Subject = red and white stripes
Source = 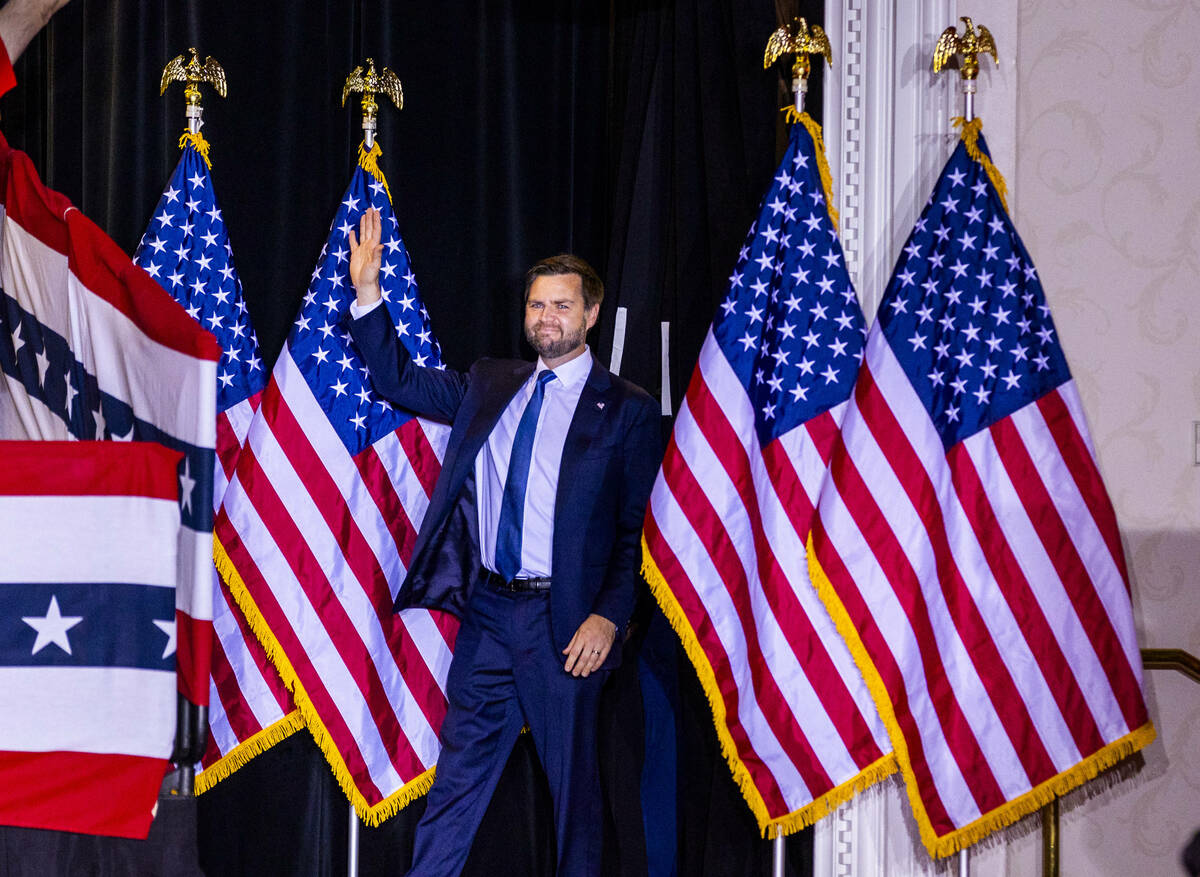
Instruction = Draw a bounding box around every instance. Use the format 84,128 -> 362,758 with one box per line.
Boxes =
644,331 -> 893,833
0,136 -> 220,707
215,346 -> 455,818
810,331 -> 1151,851
0,441 -> 183,839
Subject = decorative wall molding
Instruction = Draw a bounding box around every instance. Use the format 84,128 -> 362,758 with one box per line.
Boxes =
814,0 -> 982,873
821,0 -> 864,315
822,0 -> 958,319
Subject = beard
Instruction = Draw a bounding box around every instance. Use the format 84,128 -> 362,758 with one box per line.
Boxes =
526,321 -> 588,360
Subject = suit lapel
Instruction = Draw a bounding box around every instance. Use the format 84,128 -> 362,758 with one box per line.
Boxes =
556,360 -> 614,504
452,360 -> 533,485
448,355 -> 614,523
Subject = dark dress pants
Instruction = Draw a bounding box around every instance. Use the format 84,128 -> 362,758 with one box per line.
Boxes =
406,582 -> 606,877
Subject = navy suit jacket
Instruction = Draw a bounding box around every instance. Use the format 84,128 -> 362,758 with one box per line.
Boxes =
348,304 -> 661,667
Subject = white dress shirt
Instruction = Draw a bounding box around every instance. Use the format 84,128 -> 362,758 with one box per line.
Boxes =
349,298 -> 383,320
476,349 -> 591,578
351,295 -> 590,578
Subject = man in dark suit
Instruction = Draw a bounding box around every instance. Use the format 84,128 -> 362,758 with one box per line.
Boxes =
347,208 -> 660,877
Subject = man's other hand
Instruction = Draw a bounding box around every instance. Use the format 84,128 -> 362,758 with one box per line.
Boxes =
562,614 -> 617,677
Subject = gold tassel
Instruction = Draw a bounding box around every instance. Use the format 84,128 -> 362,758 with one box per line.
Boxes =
806,534 -> 1157,857
932,722 -> 1157,856
194,711 -> 305,794
952,116 -> 1010,215
357,141 -> 392,204
783,107 -> 840,234
642,536 -> 895,837
213,536 -> 435,824
179,130 -> 213,169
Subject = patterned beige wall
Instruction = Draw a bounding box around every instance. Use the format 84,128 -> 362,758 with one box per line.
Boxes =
1012,0 -> 1200,873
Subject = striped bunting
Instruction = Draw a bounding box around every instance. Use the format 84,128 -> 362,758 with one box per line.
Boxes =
0,131 -> 219,707
0,440 -> 182,838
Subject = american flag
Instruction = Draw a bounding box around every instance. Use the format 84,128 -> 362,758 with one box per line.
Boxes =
642,117 -> 893,835
214,151 -> 455,821
0,132 -> 220,711
808,123 -> 1155,856
0,441 -> 182,839
133,136 -> 300,787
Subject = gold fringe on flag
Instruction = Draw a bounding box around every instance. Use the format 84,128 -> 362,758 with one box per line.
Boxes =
179,130 -> 213,169
357,140 -> 392,203
194,710 -> 306,795
641,536 -> 896,838
952,117 -> 1010,215
805,534 -> 1156,857
784,108 -> 840,234
213,536 -> 436,824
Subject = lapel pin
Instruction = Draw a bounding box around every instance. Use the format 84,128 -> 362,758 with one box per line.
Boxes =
597,402 -> 605,410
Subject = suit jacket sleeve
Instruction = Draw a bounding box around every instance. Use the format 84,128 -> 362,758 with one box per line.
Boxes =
592,392 -> 661,628
346,302 -> 469,424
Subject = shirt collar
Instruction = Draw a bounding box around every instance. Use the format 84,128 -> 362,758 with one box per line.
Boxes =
535,345 -> 592,390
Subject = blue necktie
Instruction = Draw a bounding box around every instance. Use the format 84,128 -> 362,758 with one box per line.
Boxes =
495,369 -> 556,581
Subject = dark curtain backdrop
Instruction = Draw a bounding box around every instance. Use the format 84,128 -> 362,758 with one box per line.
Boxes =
0,0 -> 823,874
600,0 -> 822,409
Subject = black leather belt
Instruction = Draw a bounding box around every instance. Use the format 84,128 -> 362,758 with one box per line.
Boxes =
484,570 -> 551,593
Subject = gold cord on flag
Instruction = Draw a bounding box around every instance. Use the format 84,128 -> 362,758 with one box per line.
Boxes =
357,140 -> 392,203
953,116 -> 1010,215
783,108 -> 840,234
179,130 -> 213,169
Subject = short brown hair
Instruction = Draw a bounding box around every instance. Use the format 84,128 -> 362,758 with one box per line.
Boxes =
524,254 -> 604,311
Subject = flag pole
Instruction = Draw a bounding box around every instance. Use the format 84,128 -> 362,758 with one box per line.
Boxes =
161,47 -> 227,138
159,46 -> 228,791
932,18 -> 999,874
764,16 -> 832,121
338,58 -> 403,875
772,833 -> 786,877
347,803 -> 360,876
955,86 -> 976,864
792,57 -> 806,115
954,25 -> 974,868
760,20 -> 834,875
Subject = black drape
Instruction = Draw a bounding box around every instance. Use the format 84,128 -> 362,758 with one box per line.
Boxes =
1,0 -> 612,368
0,0 -> 822,873
601,0 -> 822,410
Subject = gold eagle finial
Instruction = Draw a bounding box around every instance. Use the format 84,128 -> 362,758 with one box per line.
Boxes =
160,47 -> 227,102
933,16 -> 998,80
763,16 -> 833,82
160,49 -> 226,136
342,58 -> 404,115
342,59 -> 403,150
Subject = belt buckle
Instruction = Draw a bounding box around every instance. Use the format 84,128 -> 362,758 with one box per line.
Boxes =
485,570 -> 549,593
486,570 -> 519,593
